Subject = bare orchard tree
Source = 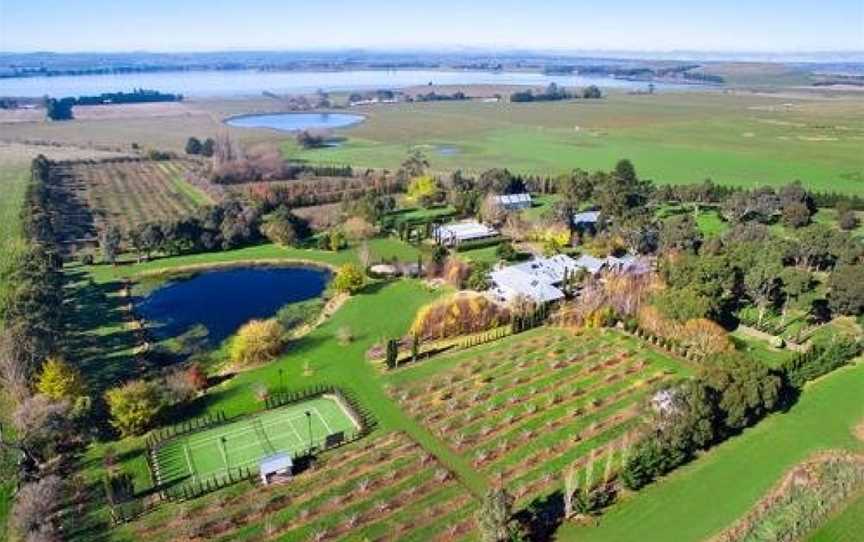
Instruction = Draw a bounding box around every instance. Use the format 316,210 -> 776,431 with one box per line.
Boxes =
9,475 -> 64,542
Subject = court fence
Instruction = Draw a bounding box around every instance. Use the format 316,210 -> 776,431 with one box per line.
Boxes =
122,385 -> 375,520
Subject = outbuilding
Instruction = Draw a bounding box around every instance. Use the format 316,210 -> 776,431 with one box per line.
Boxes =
433,221 -> 499,247
259,452 -> 293,485
493,193 -> 532,211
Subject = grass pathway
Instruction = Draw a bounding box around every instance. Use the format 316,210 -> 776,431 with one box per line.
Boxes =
562,361 -> 864,542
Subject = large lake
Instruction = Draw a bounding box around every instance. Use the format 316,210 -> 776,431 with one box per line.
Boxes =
226,112 -> 364,132
136,266 -> 330,345
0,69 -> 693,98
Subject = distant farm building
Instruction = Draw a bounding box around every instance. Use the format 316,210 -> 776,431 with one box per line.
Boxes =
572,210 -> 602,237
489,254 -> 579,304
433,221 -> 499,247
494,193 -> 533,211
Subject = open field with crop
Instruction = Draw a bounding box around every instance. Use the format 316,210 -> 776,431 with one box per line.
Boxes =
119,431 -> 477,542
386,328 -> 689,506
45,159 -> 210,251
287,92 -> 864,194
562,361 -> 864,542
5,91 -> 863,194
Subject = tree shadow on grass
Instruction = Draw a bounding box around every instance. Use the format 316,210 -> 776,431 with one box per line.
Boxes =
517,490 -> 566,542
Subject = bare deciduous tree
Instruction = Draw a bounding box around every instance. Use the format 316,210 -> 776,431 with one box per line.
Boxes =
10,475 -> 64,541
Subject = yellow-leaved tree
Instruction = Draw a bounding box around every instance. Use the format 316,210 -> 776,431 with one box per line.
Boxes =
230,319 -> 285,366
36,357 -> 86,400
406,175 -> 441,207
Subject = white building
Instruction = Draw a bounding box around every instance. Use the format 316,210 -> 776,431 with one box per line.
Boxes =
489,254 -> 579,305
433,221 -> 499,247
493,193 -> 532,211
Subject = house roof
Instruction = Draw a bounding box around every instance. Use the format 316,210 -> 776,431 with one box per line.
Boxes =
434,221 -> 498,241
573,254 -> 607,274
489,254 -> 578,304
259,452 -> 293,474
573,254 -> 650,274
494,193 -> 532,206
572,211 -> 601,224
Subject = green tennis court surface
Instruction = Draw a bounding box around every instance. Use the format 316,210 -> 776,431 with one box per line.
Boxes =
152,396 -> 359,485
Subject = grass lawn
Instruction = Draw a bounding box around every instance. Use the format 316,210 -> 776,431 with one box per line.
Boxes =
286,92 -> 864,195
86,237 -> 421,282
806,492 -> 864,542
0,165 -> 29,306
563,361 -> 864,542
0,164 -> 29,534
729,329 -> 797,368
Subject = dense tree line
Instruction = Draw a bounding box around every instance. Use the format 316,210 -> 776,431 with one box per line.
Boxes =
622,352 -> 788,490
0,157 -> 95,541
510,83 -> 602,102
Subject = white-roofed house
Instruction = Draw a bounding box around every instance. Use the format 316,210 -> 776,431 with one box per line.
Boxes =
493,193 -> 533,211
433,221 -> 499,247
488,254 -> 580,305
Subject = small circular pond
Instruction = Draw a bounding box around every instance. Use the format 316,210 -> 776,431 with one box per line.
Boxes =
225,112 -> 365,132
136,266 -> 330,345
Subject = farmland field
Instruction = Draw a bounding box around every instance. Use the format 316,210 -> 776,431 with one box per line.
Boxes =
46,159 -> 210,251
385,327 -> 689,506
121,431 -> 478,542
286,92 -> 864,195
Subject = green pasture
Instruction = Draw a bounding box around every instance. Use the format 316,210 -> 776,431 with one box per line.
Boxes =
807,492 -> 864,542
154,396 -> 357,485
564,360 -> 864,542
286,92 -> 864,195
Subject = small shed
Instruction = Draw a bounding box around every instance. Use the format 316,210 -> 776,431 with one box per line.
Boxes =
494,193 -> 533,211
259,452 -> 293,485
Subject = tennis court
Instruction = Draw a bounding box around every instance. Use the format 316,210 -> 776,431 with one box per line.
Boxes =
152,395 -> 359,485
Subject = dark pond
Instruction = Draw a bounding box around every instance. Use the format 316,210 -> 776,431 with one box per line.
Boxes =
225,112 -> 365,132
136,266 -> 330,345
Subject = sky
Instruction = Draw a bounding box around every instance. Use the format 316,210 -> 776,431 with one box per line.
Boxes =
1,0 -> 862,53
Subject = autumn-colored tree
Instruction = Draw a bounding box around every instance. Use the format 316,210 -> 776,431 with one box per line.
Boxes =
441,258 -> 471,288
678,318 -> 733,358
406,175 -> 442,207
229,319 -> 285,366
342,216 -> 378,241
411,293 -> 510,340
332,263 -> 366,294
104,380 -> 164,436
36,357 -> 85,400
